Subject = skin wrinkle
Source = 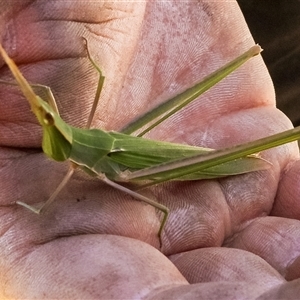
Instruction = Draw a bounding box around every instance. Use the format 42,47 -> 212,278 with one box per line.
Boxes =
26,1 -> 135,23
216,178 -> 236,239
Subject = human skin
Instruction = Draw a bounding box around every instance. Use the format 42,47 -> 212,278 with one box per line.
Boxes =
1,1 -> 300,299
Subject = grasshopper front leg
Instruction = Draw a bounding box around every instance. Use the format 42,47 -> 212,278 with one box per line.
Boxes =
17,166 -> 76,214
0,78 -> 78,213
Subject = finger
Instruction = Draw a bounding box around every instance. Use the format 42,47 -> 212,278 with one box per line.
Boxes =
169,247 -> 283,286
225,216 -> 300,280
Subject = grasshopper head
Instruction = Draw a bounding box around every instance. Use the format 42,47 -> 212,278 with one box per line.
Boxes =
0,44 -> 72,161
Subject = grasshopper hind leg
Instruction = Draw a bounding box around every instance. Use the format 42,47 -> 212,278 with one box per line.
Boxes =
16,165 -> 75,214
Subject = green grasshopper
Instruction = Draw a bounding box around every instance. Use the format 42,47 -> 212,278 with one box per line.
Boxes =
1,41 -> 300,245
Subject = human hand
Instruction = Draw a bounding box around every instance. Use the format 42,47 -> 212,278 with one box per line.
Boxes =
1,1 -> 300,298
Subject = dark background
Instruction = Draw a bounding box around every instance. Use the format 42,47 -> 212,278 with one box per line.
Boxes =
238,0 -> 300,126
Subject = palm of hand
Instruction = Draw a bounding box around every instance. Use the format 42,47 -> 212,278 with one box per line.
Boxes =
0,1 -> 300,299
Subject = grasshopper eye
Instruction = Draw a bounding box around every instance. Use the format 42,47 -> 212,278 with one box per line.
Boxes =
43,111 -> 55,126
